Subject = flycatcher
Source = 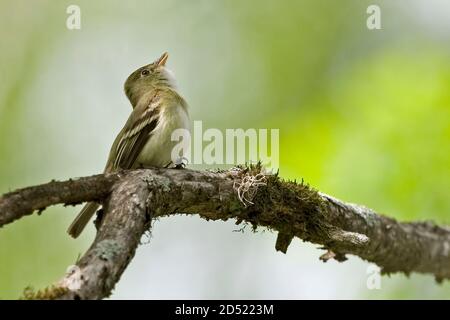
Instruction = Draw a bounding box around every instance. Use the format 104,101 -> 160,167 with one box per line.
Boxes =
67,52 -> 190,238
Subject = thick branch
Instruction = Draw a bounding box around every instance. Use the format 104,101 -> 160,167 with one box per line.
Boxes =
0,173 -> 120,227
1,167 -> 449,299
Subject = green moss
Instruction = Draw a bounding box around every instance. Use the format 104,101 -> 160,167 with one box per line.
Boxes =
20,285 -> 68,300
231,163 -> 330,249
228,198 -> 243,215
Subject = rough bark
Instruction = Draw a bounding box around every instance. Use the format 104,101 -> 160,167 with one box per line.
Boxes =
1,166 -> 448,299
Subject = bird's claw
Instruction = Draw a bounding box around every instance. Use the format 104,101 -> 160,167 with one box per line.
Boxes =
174,156 -> 188,169
164,157 -> 188,169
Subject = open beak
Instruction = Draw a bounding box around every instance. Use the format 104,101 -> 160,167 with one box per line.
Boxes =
156,52 -> 169,67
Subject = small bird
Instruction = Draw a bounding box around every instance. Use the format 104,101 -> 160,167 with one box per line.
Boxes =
67,52 -> 190,238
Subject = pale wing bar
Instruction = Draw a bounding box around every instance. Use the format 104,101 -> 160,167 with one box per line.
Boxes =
113,99 -> 162,169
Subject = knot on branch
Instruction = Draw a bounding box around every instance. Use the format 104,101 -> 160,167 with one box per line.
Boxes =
328,228 -> 370,247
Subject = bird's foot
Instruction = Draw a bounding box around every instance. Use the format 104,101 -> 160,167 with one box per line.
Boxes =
174,156 -> 188,169
163,157 -> 188,169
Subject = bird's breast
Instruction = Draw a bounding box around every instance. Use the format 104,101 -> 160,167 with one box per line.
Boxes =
134,103 -> 190,168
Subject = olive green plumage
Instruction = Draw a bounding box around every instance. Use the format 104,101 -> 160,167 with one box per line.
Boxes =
68,52 -> 190,238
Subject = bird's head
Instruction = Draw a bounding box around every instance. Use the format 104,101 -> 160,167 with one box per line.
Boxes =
124,52 -> 176,106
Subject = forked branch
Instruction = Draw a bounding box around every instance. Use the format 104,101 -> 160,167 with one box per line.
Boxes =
0,166 -> 449,299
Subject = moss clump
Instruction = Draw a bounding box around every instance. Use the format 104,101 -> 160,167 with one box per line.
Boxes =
20,285 -> 69,300
231,163 -> 329,249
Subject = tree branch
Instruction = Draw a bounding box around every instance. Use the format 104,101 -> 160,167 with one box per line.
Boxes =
1,166 -> 449,299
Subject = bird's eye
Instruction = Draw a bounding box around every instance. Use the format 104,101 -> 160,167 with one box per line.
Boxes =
141,69 -> 150,76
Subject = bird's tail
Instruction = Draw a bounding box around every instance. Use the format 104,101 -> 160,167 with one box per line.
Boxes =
67,202 -> 99,238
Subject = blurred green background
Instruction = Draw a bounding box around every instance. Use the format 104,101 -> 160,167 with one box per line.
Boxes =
0,0 -> 449,299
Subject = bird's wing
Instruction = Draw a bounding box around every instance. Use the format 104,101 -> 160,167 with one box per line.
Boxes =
108,92 -> 162,171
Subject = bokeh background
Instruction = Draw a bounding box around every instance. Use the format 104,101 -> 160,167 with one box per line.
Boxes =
0,0 -> 449,299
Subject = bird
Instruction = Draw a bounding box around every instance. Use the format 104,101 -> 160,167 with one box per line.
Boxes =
67,52 -> 190,238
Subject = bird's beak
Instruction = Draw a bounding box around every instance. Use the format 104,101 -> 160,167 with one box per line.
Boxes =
156,52 -> 169,67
